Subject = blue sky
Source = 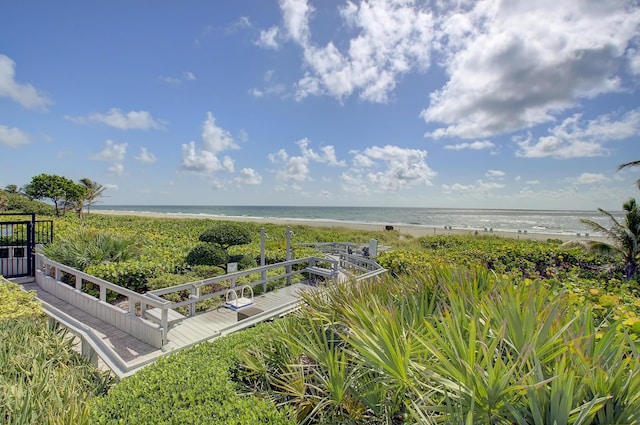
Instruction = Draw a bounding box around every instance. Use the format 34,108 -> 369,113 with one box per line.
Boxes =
1,0 -> 639,210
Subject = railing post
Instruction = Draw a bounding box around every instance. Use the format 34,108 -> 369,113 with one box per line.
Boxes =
129,296 -> 137,315
189,284 -> 201,317
260,228 -> 267,292
285,226 -> 292,286
100,284 -> 107,302
35,253 -> 41,274
81,338 -> 98,367
161,302 -> 169,344
75,274 -> 82,290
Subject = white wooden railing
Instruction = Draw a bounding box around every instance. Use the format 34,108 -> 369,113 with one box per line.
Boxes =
35,252 -> 170,348
338,252 -> 387,281
147,256 -> 338,319
299,242 -> 387,281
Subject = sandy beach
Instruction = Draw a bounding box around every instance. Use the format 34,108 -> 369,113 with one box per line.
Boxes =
93,210 -> 608,243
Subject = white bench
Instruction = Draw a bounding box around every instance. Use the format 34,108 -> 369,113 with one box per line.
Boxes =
303,266 -> 337,285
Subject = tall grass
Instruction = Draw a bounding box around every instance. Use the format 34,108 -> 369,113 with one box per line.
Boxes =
238,265 -> 640,424
0,318 -> 113,424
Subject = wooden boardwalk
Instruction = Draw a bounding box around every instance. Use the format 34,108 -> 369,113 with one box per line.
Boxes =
22,281 -> 315,376
20,246 -> 384,378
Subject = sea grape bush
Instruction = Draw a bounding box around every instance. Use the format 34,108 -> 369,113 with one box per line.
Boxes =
86,259 -> 169,293
379,235 -> 612,280
90,324 -> 293,424
198,222 -> 253,249
185,243 -> 229,267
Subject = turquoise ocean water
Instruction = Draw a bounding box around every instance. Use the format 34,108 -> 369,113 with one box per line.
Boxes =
92,205 -> 621,237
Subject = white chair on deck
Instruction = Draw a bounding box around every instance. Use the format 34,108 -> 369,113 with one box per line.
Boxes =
225,285 -> 254,310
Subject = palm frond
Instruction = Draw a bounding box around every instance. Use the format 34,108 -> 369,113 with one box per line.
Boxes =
617,160 -> 640,171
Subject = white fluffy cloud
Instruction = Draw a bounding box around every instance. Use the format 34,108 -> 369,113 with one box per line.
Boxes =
485,170 -> 505,179
423,0 -> 640,138
342,144 -> 435,192
180,113 -> 239,175
108,163 -> 125,176
268,148 -> 310,181
573,172 -> 610,185
0,125 -> 31,147
444,140 -> 495,151
270,1 -> 638,139
296,138 -> 346,166
234,168 -> 263,185
202,112 -> 239,153
516,109 -> 640,158
134,147 -> 157,164
0,54 -> 51,110
160,71 -> 196,85
91,140 -> 127,161
278,0 -> 434,102
256,26 -> 280,49
91,140 -> 127,175
181,141 -> 235,174
268,138 -> 345,181
66,108 -> 166,130
441,180 -> 506,194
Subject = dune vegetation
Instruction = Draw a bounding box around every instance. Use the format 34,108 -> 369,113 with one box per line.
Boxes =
3,212 -> 640,424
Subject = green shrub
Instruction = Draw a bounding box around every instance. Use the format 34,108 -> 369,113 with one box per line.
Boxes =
188,265 -> 226,279
230,254 -> 258,270
0,279 -> 43,320
90,325 -> 293,424
379,235 -> 611,280
239,266 -> 640,424
86,260 -> 167,293
199,222 -> 253,249
146,272 -> 195,291
186,243 -> 229,267
3,191 -> 55,215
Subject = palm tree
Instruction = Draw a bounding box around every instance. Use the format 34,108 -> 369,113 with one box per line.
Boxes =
79,178 -> 106,214
580,198 -> 640,280
618,160 -> 640,189
4,184 -> 18,193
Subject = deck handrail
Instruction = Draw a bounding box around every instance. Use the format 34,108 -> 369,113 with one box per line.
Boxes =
35,251 -> 170,346
147,256 -> 337,317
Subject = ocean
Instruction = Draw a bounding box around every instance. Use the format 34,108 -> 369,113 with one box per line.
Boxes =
91,205 -> 622,237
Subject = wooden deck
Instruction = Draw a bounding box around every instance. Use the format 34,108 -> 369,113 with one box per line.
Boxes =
22,281 -> 315,376
19,247 -> 384,378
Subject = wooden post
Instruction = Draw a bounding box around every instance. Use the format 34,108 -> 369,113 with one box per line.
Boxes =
189,284 -> 201,317
260,228 -> 267,292
161,303 -> 169,344
100,283 -> 106,302
75,274 -> 82,290
285,226 -> 292,286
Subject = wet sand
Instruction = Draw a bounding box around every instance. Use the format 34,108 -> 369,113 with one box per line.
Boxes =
93,210 -> 607,243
